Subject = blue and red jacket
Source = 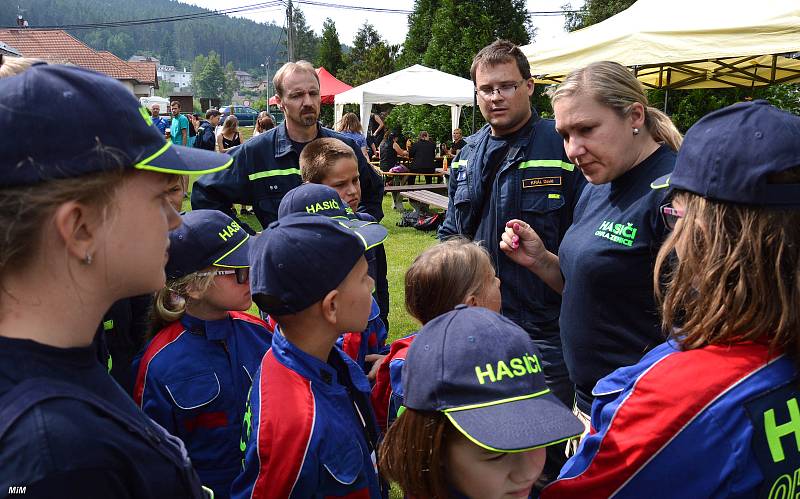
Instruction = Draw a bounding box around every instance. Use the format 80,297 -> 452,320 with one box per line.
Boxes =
542,340 -> 800,498
338,298 -> 389,373
232,329 -> 383,499
134,312 -> 273,499
370,334 -> 415,433
262,300 -> 387,374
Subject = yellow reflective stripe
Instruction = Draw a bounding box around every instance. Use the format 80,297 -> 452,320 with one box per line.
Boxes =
445,413 -> 579,453
248,168 -> 301,181
103,320 -> 114,331
548,193 -> 561,199
213,234 -> 250,267
650,176 -> 671,189
451,160 -> 467,170
518,159 -> 574,171
134,141 -> 233,175
444,388 -> 550,413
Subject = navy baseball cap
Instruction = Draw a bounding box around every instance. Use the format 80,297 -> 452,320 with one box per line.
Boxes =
249,212 -> 388,316
653,100 -> 800,207
166,210 -> 251,279
278,183 -> 357,219
403,306 -> 583,452
0,64 -> 232,188
278,183 -> 383,233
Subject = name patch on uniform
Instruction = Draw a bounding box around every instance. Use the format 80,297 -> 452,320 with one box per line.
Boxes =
744,381 -> 800,499
522,176 -> 561,189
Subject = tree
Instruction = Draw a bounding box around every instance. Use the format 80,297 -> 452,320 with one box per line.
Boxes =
291,7 -> 319,62
562,0 -> 635,32
106,32 -> 134,59
338,22 -> 397,87
396,0 -> 440,69
222,61 -> 240,103
316,18 -> 343,75
195,52 -> 226,99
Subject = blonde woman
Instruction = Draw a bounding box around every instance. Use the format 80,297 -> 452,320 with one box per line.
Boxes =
336,112 -> 369,160
502,61 -> 683,426
217,114 -> 241,154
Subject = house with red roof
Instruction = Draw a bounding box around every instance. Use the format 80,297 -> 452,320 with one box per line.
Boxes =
0,29 -> 157,97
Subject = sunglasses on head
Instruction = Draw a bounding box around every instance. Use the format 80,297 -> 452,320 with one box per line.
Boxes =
660,204 -> 685,231
197,267 -> 249,284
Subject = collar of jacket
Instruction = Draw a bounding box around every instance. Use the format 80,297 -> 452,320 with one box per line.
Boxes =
180,313 -> 236,341
464,107 -> 541,147
271,325 -> 371,393
274,121 -> 327,158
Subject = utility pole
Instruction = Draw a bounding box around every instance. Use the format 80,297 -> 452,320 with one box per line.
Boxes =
265,56 -> 271,99
286,0 -> 294,62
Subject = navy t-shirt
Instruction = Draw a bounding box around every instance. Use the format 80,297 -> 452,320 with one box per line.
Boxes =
558,145 -> 676,413
0,336 -> 199,498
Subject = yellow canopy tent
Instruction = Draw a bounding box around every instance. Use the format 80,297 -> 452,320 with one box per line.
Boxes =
521,0 -> 800,90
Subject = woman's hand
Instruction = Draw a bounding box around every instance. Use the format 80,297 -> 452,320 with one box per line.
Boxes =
500,219 -> 546,271
500,219 -> 564,294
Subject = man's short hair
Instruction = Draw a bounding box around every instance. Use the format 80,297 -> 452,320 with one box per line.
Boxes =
170,100 -> 181,108
273,60 -> 320,98
151,104 -> 160,110
205,109 -> 221,119
419,131 -> 429,139
469,39 -> 532,84
300,137 -> 357,184
453,128 -> 462,134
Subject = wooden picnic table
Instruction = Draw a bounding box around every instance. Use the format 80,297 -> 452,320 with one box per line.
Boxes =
400,190 -> 449,211
384,183 -> 447,193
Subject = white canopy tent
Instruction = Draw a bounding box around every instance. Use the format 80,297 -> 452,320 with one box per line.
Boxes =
520,0 -> 800,90
334,64 -> 475,136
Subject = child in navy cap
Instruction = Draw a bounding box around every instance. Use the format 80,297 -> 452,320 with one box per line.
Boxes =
0,63 -> 231,497
380,306 -> 583,498
277,182 -> 389,378
232,213 -> 388,498
134,209 -> 273,499
371,238 -> 501,433
544,101 -> 800,497
301,136 -> 392,336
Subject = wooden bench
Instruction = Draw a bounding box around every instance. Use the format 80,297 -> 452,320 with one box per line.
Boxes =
384,183 -> 447,193
400,190 -> 449,211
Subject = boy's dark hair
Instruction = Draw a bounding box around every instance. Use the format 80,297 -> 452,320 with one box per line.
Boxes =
300,137 -> 357,184
470,39 -> 532,84
205,109 -> 221,119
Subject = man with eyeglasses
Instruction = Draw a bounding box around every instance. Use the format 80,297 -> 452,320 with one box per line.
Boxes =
439,41 -> 585,471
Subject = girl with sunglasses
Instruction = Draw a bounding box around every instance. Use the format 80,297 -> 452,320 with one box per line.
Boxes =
134,210 -> 273,499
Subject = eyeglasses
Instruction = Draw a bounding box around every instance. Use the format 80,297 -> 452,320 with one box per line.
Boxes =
660,204 -> 685,231
475,79 -> 527,100
197,268 -> 249,284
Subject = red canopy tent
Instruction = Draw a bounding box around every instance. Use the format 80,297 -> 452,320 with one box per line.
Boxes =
268,67 -> 352,105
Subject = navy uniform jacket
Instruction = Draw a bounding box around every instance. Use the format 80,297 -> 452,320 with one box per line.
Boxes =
438,111 -> 585,330
194,120 -> 217,151
0,336 -> 201,498
191,122 -> 384,233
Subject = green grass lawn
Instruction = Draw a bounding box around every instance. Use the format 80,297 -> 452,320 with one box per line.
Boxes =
184,185 -> 439,342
